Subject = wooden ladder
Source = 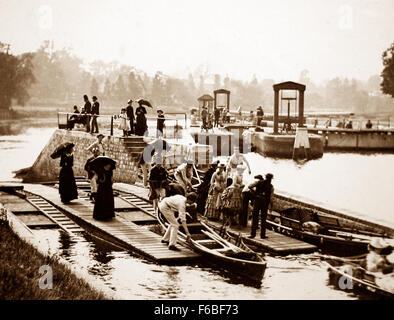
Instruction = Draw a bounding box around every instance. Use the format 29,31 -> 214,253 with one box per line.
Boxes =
26,195 -> 84,234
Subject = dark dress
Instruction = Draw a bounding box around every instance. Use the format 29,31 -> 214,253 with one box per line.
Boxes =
59,153 -> 78,203
93,170 -> 115,221
135,106 -> 147,136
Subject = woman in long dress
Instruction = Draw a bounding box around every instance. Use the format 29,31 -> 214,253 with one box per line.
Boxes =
226,147 -> 251,178
204,164 -> 226,220
135,104 -> 147,136
93,164 -> 115,221
221,165 -> 244,226
58,145 -> 78,204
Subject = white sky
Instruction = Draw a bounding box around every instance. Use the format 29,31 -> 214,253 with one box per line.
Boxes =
1,0 -> 393,83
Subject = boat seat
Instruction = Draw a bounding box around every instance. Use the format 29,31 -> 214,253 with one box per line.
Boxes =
280,216 -> 302,230
317,215 -> 340,227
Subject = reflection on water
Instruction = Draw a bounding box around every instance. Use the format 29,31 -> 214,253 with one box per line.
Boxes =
241,152 -> 394,226
31,229 -> 359,300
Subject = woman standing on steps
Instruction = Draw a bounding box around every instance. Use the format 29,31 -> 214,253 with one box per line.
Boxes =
58,144 -> 78,204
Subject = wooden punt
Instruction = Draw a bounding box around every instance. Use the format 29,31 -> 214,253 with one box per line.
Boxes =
157,212 -> 267,285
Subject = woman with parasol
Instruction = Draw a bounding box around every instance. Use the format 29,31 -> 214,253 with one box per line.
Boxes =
135,99 -> 152,136
51,142 -> 78,204
89,156 -> 116,221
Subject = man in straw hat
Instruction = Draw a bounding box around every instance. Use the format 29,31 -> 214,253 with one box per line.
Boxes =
87,133 -> 105,156
158,192 -> 197,250
174,159 -> 194,193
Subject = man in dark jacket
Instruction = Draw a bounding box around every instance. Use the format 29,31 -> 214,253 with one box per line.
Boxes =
83,95 -> 92,132
126,99 -> 134,135
91,96 -> 100,133
149,154 -> 168,212
256,106 -> 264,127
248,173 -> 274,239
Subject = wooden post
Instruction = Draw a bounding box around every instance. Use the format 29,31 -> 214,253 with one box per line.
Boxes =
299,90 -> 305,127
227,92 -> 230,112
110,116 -> 113,136
274,89 -> 279,134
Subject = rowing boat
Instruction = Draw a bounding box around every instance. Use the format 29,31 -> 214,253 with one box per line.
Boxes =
267,207 -> 391,256
323,255 -> 394,299
157,212 -> 267,284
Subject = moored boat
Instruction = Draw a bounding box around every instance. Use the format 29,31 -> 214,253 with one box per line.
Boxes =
324,256 -> 394,299
267,207 -> 391,256
157,212 -> 267,285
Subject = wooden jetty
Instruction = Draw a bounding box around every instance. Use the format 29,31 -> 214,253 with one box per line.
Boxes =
21,183 -> 199,264
112,183 -> 317,255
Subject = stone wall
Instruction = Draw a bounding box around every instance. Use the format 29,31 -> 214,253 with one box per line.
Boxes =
23,130 -> 142,183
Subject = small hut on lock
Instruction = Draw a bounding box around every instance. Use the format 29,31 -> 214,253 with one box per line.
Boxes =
197,94 -> 214,120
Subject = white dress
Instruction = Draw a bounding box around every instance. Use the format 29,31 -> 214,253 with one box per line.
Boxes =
118,113 -> 129,131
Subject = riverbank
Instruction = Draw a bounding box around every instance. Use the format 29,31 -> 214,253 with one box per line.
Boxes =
0,221 -> 107,300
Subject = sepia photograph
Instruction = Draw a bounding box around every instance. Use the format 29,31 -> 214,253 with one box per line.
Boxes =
0,0 -> 393,311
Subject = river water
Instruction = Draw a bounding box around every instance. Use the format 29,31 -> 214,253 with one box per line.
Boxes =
1,119 -> 392,300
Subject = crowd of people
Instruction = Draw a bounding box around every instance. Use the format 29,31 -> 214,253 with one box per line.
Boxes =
54,133 -> 274,250
199,105 -> 264,132
68,95 -> 165,138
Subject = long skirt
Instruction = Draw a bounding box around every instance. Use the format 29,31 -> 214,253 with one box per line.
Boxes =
204,186 -> 223,219
135,117 -> 147,136
59,167 -> 78,203
93,182 -> 115,221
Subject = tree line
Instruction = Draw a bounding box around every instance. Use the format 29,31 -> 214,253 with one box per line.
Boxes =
1,40 -> 394,114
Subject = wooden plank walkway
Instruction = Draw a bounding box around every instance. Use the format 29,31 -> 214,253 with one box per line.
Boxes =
113,183 -> 317,255
23,184 -> 199,264
207,220 -> 317,255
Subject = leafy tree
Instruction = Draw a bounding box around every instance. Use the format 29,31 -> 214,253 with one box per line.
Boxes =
381,42 -> 394,97
0,43 -> 35,109
90,77 -> 99,96
151,71 -> 166,105
214,74 -> 221,89
128,71 -> 143,98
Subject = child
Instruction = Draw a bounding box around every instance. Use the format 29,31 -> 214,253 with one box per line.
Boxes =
118,108 -> 129,137
221,176 -> 243,227
157,109 -> 165,138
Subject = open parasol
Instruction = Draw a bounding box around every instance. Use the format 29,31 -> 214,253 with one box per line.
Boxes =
137,99 -> 153,108
50,142 -> 75,159
88,156 -> 117,171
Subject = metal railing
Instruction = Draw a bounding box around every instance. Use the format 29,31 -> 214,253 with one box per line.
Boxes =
57,112 -> 189,139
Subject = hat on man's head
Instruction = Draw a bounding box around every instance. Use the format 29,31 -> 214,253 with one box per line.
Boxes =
92,96 -> 97,100
186,192 -> 198,202
265,173 -> 274,180
127,99 -> 133,104
254,174 -> 263,180
157,109 -> 163,113
97,133 -> 104,138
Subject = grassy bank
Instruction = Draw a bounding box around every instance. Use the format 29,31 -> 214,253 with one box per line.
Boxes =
0,221 -> 107,300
